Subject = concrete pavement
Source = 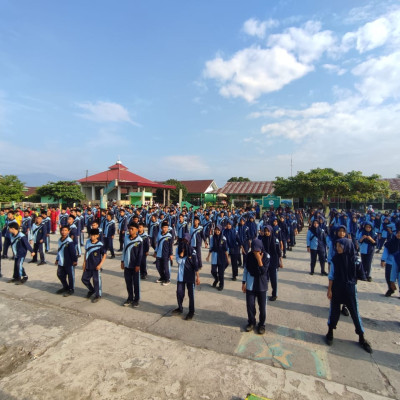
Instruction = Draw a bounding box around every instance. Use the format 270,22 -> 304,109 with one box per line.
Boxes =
0,230 -> 399,399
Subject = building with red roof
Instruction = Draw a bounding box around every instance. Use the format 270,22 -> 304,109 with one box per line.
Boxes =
179,179 -> 218,205
77,160 -> 175,203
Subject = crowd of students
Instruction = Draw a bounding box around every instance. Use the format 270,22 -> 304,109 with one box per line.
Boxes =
1,202 -> 399,353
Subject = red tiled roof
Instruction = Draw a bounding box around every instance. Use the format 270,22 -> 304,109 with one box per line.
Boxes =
23,187 -> 37,196
179,180 -> 215,194
214,181 -> 274,195
77,162 -> 175,189
383,178 -> 400,192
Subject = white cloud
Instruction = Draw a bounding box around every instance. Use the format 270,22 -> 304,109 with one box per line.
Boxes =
242,18 -> 278,39
323,64 -> 346,76
352,51 -> 400,104
76,101 -> 139,125
205,20 -> 335,102
204,46 -> 312,102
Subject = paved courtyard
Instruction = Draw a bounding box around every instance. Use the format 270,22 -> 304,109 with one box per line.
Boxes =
0,230 -> 399,400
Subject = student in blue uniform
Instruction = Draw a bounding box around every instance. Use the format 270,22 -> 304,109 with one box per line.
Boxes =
41,210 -> 51,253
121,223 -> 143,307
103,212 -> 116,259
55,225 -> 77,296
148,214 -> 160,250
242,238 -> 270,335
2,211 -> 17,258
7,222 -> 35,284
357,221 -> 377,282
21,210 -> 32,241
138,222 -> 150,280
59,208 -> 69,230
153,221 -> 173,285
223,220 -> 240,281
381,228 -> 400,297
173,232 -> 200,320
30,215 -> 47,265
82,228 -> 106,303
190,216 -> 204,270
307,219 -> 327,276
206,225 -> 229,291
326,225 -> 372,353
237,217 -> 251,269
261,225 -> 281,301
118,208 -> 128,251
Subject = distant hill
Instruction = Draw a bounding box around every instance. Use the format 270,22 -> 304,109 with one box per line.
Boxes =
18,173 -> 71,187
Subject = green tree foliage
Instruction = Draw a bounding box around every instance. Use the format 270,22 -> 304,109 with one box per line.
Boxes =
37,181 -> 85,203
155,179 -> 188,204
0,175 -> 25,202
274,168 -> 390,209
228,177 -> 251,182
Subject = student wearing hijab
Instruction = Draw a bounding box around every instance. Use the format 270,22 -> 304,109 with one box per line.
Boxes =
381,227 -> 400,297
326,226 -> 372,353
357,221 -> 377,282
261,225 -> 282,301
307,220 -> 327,276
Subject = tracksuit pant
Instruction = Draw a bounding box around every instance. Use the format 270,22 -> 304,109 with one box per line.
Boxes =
124,268 -> 140,301
246,290 -> 267,328
385,263 -> 392,290
2,237 -> 11,257
211,263 -> 225,288
13,257 -> 27,280
361,252 -> 373,279
310,249 -> 326,274
57,264 -> 75,291
229,253 -> 239,278
82,269 -> 102,297
177,281 -> 195,313
104,237 -> 115,257
269,266 -> 278,297
140,255 -> 147,278
32,242 -> 45,262
328,283 -> 364,335
156,257 -> 170,282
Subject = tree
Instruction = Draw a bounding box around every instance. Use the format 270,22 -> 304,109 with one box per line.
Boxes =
228,177 -> 251,182
274,168 -> 389,211
0,175 -> 25,202
37,181 -> 85,203
155,179 -> 188,205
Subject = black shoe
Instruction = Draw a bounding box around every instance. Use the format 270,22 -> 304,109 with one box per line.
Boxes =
1,255 -> 8,259
162,280 -> 170,286
140,275 -> 147,280
0,273 -> 2,278
63,289 -> 74,297
325,333 -> 333,346
132,300 -> 139,307
110,255 -> 115,259
7,278 -> 17,283
28,260 -> 36,263
185,312 -> 194,321
282,254 -> 286,259
245,324 -> 254,332
258,325 -> 266,335
309,272 -> 314,275
367,277 -> 372,282
172,307 -> 183,315
92,296 -> 101,303
384,289 -> 394,297
321,272 -> 328,276
359,339 -> 373,353
341,306 -> 350,316
269,296 -> 277,301
86,290 -> 95,298
56,288 -> 68,294
15,277 -> 28,285
212,279 -> 218,288
375,249 -> 380,254
37,261 -> 46,266
217,286 -> 223,291
232,277 -> 237,281
155,278 -> 163,283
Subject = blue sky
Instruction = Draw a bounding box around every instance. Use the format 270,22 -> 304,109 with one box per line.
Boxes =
1,0 -> 399,186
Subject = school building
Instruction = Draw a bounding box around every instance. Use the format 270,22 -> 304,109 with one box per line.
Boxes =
179,180 -> 218,205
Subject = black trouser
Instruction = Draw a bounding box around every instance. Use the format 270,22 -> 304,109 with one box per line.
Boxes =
195,245 -> 203,270
281,239 -> 287,255
32,242 -> 45,262
13,257 -> 27,279
328,283 -> 364,335
361,252 -> 373,279
211,263 -> 224,288
140,255 -> 147,277
82,269 -> 102,297
246,290 -> 267,327
229,253 -> 239,278
385,264 -> 392,290
57,264 -> 75,290
310,249 -> 325,273
119,231 -> 125,251
156,257 -> 170,281
104,237 -> 115,257
269,266 -> 278,297
124,268 -> 140,301
2,237 -> 11,257
177,281 -> 195,313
